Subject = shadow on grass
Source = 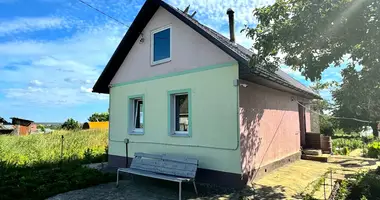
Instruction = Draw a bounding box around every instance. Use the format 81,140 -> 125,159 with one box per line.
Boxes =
0,153 -> 113,200
329,157 -> 379,168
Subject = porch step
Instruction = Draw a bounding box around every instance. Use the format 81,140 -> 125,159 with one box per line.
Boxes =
301,154 -> 330,162
303,149 -> 322,156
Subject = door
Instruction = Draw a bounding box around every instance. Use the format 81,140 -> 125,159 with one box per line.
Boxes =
298,103 -> 306,147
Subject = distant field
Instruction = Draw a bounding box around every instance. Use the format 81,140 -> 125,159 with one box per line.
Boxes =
0,129 -> 108,165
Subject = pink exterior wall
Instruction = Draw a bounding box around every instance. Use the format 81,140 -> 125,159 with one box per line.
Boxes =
239,80 -> 308,180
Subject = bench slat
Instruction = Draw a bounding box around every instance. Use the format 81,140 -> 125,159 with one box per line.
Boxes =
118,168 -> 191,182
134,152 -> 163,159
130,153 -> 198,178
162,155 -> 198,165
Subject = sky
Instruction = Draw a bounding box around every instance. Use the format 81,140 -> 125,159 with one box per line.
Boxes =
0,0 -> 343,122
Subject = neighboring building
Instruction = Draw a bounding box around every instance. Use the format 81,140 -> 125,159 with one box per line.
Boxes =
0,124 -> 14,134
82,121 -> 109,129
92,0 -> 319,187
11,117 -> 36,136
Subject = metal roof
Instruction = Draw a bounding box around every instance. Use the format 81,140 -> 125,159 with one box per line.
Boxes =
92,0 -> 319,99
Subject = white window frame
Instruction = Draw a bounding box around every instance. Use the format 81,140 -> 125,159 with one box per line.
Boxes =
168,89 -> 191,137
151,25 -> 172,66
129,95 -> 144,135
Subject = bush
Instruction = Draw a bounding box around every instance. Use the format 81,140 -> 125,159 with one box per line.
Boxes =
61,118 -> 80,130
367,141 -> 380,158
336,167 -> 380,199
320,116 -> 336,136
333,138 -> 363,155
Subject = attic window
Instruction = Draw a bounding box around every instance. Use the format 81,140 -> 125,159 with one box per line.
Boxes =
151,25 -> 171,65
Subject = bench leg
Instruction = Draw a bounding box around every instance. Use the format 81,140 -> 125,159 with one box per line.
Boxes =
179,182 -> 182,200
116,169 -> 120,187
192,180 -> 198,195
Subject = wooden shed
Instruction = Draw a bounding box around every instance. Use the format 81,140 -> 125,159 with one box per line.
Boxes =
82,121 -> 109,129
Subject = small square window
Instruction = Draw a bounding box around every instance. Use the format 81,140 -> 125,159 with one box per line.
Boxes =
151,26 -> 171,65
168,90 -> 191,136
129,96 -> 144,134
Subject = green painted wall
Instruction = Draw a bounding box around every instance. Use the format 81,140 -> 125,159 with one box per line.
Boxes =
109,62 -> 241,174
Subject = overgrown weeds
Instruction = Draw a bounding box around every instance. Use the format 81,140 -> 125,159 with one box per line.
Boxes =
0,129 -> 111,200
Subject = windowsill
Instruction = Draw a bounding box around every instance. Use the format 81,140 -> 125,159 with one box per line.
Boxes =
170,132 -> 190,137
151,58 -> 171,66
129,130 -> 144,135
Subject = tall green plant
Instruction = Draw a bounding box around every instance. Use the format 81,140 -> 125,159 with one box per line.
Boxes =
61,118 -> 80,130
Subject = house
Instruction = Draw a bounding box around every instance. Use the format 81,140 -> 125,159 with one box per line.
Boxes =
10,117 -> 37,136
0,124 -> 14,134
92,0 -> 319,187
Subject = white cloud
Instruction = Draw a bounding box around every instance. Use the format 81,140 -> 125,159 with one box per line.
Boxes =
30,79 -> 43,86
0,17 -> 70,36
168,0 -> 275,28
0,22 -> 123,107
80,86 -> 92,93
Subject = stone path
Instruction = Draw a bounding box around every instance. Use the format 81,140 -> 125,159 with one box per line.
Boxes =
48,156 -> 380,200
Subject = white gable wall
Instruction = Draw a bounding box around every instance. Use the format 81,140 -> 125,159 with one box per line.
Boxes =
111,7 -> 235,84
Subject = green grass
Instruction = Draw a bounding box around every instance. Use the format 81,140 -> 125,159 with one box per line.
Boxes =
0,161 -> 114,200
0,129 -> 112,200
0,129 -> 108,165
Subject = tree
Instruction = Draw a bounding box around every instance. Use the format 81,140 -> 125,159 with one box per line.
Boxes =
310,82 -> 337,136
88,112 -> 109,122
61,118 -> 80,130
245,0 -> 380,136
37,124 -> 45,132
244,0 -> 380,81
332,66 -> 380,137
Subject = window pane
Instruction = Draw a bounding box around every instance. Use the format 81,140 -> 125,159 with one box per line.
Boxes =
153,28 -> 170,62
134,100 -> 143,129
175,94 -> 188,132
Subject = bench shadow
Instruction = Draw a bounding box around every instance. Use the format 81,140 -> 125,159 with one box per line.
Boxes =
125,175 -> 287,200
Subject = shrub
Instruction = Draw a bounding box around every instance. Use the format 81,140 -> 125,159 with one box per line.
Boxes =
367,141 -> 380,158
320,116 -> 335,136
336,167 -> 380,199
61,118 -> 80,130
333,138 -> 363,155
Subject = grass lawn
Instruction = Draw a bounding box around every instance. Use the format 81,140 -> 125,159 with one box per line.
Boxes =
0,129 -> 112,200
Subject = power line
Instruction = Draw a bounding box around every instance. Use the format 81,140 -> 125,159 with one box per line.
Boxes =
77,0 -> 130,28
297,101 -> 379,124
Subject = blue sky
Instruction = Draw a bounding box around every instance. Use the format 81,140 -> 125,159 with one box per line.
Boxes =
0,0 -> 342,122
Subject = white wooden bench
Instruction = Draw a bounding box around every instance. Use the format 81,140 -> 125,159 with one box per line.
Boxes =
116,152 -> 198,200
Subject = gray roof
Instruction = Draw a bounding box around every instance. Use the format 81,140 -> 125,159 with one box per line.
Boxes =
93,0 -> 319,98
0,124 -> 14,131
171,6 -> 319,98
